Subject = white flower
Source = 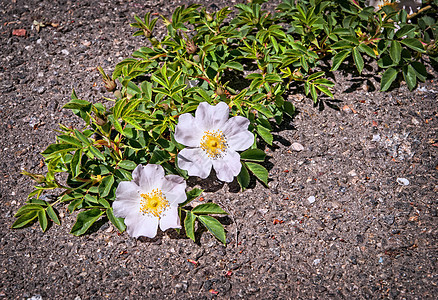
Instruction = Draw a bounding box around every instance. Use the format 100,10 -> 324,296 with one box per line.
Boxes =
174,102 -> 254,182
113,164 -> 187,238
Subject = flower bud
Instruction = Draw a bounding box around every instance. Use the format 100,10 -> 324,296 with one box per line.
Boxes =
215,86 -> 225,96
143,28 -> 152,38
186,40 -> 197,54
193,54 -> 201,63
114,90 -> 122,99
104,78 -> 117,92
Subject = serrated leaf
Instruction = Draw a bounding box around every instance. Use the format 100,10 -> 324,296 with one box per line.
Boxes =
14,204 -> 44,218
197,215 -> 226,245
118,160 -> 137,170
70,209 -> 104,236
12,210 -> 38,229
106,208 -> 126,233
46,205 -> 60,225
192,203 -> 227,215
84,194 -> 99,204
98,175 -> 114,198
240,149 -> 266,162
38,210 -> 48,232
331,50 -> 350,71
184,211 -> 196,242
380,67 -> 398,91
57,135 -> 83,148
358,43 -> 376,58
400,38 -> 425,53
237,163 -> 250,190
283,101 -> 295,117
257,125 -> 273,145
222,61 -> 244,71
180,188 -> 203,207
390,40 -> 402,64
70,150 -> 82,178
403,65 -> 417,91
245,162 -> 268,185
411,61 -> 427,82
352,47 -> 364,74
89,146 -> 105,161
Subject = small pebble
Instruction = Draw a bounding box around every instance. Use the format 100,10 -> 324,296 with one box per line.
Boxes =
347,170 -> 357,177
313,258 -> 321,265
61,49 -> 70,55
396,178 -> 410,186
372,134 -> 381,142
291,142 -> 304,152
307,196 -> 316,204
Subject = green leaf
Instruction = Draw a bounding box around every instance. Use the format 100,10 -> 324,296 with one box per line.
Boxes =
197,215 -> 226,245
257,125 -> 273,145
411,61 -> 427,82
98,175 -> 114,198
240,149 -> 266,162
316,85 -> 333,98
395,24 -> 415,39
352,47 -> 364,74
358,43 -> 376,58
283,101 -> 295,117
222,61 -> 244,71
106,208 -> 126,233
70,150 -> 82,178
180,188 -> 203,207
237,163 -> 250,190
46,206 -> 60,225
74,130 -> 92,146
118,160 -> 137,170
70,209 -> 104,236
41,143 -> 78,157
245,162 -> 268,185
63,98 -> 92,111
84,194 -> 99,204
380,67 -> 398,91
192,203 -> 227,215
389,40 -> 402,64
57,135 -> 83,148
89,146 -> 105,161
400,38 -> 425,53
331,50 -> 350,71
38,210 -> 48,232
184,211 -> 196,242
403,65 -> 417,91
12,210 -> 38,229
14,204 -> 44,218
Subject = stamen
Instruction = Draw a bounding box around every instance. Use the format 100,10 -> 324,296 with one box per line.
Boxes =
200,130 -> 228,159
140,188 -> 169,217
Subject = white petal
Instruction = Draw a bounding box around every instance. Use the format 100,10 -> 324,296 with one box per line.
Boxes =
174,113 -> 203,147
223,116 -> 254,151
132,164 -> 165,192
195,102 -> 229,131
113,199 -> 140,219
115,181 -> 140,202
159,206 -> 181,231
124,213 -> 159,238
212,150 -> 242,182
162,175 -> 187,205
177,148 -> 212,179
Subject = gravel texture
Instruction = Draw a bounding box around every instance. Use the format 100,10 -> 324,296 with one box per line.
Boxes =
1,0 -> 437,299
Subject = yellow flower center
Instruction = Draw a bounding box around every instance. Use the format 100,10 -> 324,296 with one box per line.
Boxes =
140,188 -> 169,217
200,130 -> 228,159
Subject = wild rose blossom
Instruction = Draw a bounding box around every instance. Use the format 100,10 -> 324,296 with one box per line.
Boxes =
175,102 -> 254,182
113,164 -> 186,238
